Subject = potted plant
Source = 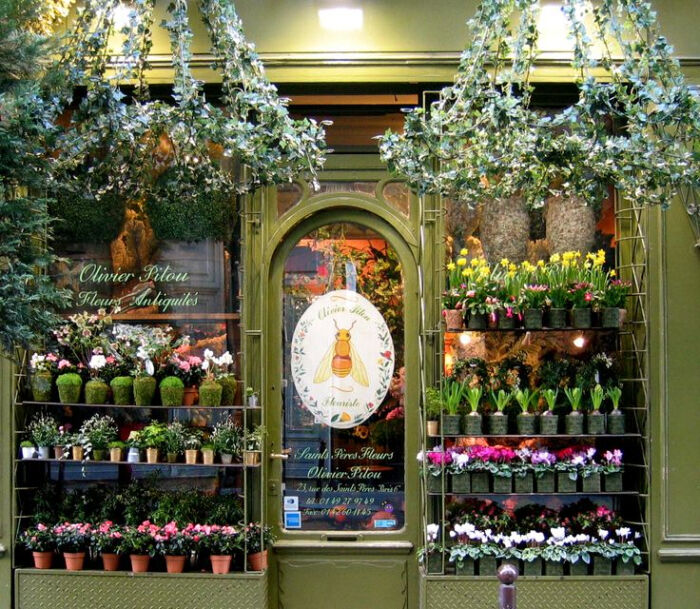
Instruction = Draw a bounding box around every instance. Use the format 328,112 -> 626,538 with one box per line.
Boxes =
122,521 -> 159,572
420,524 -> 444,574
487,389 -> 511,435
513,388 -> 539,435
27,414 -> 59,459
108,440 -> 126,463
79,414 -> 118,461
192,523 -> 242,574
441,379 -> 464,435
520,284 -> 548,329
541,527 -> 567,576
246,387 -> 259,408
600,278 -> 631,328
184,431 -> 201,464
156,522 -> 194,574
449,448 -> 471,493
19,440 -> 35,459
448,523 -> 483,575
159,375 -> 185,407
544,254 -> 571,328
163,421 -> 186,463
126,431 -> 143,463
141,422 -> 167,464
461,257 -> 497,329
85,352 -> 110,404
110,375 -> 134,405
424,387 -> 442,436
563,386 -> 584,435
587,384 -> 606,435
607,386 -> 625,434
443,254 -> 466,331
168,353 -> 205,405
67,432 -> 87,461
243,425 -> 266,466
213,351 -> 237,405
419,448 -> 451,494
20,523 -> 55,569
463,386 -> 483,436
92,521 -> 124,571
245,522 -> 276,571
520,531 -> 545,576
199,350 -> 223,406
601,449 -> 624,492
54,424 -> 72,459
56,372 -> 82,404
539,388 -> 559,435
493,259 -> 523,329
28,353 -> 56,402
568,281 -> 595,329
133,347 -> 157,407
201,442 -> 216,465
53,522 -> 93,571
513,448 -> 534,493
211,416 -> 243,464
531,449 -> 557,493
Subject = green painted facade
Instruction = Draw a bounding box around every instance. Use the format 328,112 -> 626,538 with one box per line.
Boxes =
1,1 -> 699,607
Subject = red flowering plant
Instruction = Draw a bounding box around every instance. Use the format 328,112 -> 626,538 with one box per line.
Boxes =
555,446 -> 600,481
567,281 -> 596,309
601,279 -> 632,309
417,447 -> 453,478
91,521 -> 124,554
468,445 -> 516,478
20,523 -> 55,552
155,522 -> 195,557
164,352 -> 206,387
121,521 -> 160,557
244,522 -> 277,554
52,522 -> 94,553
520,284 -> 549,310
189,524 -> 242,555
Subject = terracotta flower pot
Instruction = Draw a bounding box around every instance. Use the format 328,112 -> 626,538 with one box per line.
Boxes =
165,555 -> 186,574
182,386 -> 199,406
54,446 -> 66,460
101,553 -> 120,571
63,552 -> 85,571
32,551 -> 53,569
210,554 -> 232,574
248,550 -> 268,571
130,554 -> 150,573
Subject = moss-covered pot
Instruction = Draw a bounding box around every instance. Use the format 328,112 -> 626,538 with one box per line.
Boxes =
539,413 -> 559,435
536,471 -> 555,493
467,313 -> 487,330
514,472 -> 534,493
593,556 -> 612,575
571,307 -> 592,328
497,310 -> 516,329
199,380 -> 223,407
85,379 -> 109,404
523,308 -> 543,329
582,472 -> 601,492
441,414 -> 461,435
451,471 -> 470,494
516,413 -> 537,435
56,373 -> 82,404
160,376 -> 185,407
133,376 -> 157,406
544,560 -> 564,576
604,471 -> 624,492
478,556 -> 498,577
463,413 -> 482,435
608,411 -> 626,434
487,413 -> 508,435
565,413 -> 584,435
471,472 -> 490,493
557,472 -> 577,493
455,557 -> 476,575
110,376 -> 133,405
616,560 -> 636,575
426,553 -> 443,574
523,558 -> 543,576
426,474 -> 443,494
586,412 -> 606,435
31,372 -> 53,402
601,307 -> 621,328
492,474 -> 512,494
570,560 -> 589,576
219,376 -> 238,406
546,308 -> 567,329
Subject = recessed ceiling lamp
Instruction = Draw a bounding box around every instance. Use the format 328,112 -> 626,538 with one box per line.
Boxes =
318,6 -> 364,31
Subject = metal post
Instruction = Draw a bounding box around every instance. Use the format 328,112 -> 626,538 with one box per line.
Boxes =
497,563 -> 519,609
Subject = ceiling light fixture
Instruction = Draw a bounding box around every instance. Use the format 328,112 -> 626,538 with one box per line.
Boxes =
318,7 -> 364,31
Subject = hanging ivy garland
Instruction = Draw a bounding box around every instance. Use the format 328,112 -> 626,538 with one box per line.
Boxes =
379,0 -> 699,223
48,0 -> 329,243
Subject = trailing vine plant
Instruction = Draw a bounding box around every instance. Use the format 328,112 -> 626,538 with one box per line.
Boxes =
379,0 -> 700,235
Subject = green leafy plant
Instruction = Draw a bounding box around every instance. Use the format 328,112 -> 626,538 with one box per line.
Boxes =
441,379 -> 466,416
211,416 -> 243,456
564,387 -> 583,412
244,425 -> 266,452
162,422 -> 186,456
607,386 -> 622,411
490,389 -> 512,413
513,388 -> 539,414
590,384 -> 605,413
27,414 -> 59,447
541,388 -> 559,413
79,414 -> 118,451
140,422 -> 168,450
244,522 -> 276,554
464,386 -> 483,414
424,387 -> 443,421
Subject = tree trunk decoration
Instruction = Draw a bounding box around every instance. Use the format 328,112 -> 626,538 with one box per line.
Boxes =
480,196 -> 530,264
546,195 -> 596,255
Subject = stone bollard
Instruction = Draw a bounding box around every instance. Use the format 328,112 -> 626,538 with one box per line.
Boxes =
497,563 -> 519,609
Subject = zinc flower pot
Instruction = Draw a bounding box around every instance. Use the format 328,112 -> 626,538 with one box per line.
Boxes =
536,471 -> 555,493
37,446 -> 50,460
185,449 -> 198,464
616,560 -> 636,575
522,558 -> 543,576
497,311 -> 516,329
126,447 -> 140,463
130,554 -> 151,573
464,413 -> 483,435
220,453 -> 234,465
444,309 -> 465,332
593,556 -> 612,575
544,560 -> 564,576
492,474 -> 512,494
487,413 -> 508,435
471,472 -> 490,493
32,551 -> 53,569
467,313 -> 487,330
248,550 -> 268,571
427,475 -> 443,494
571,308 -> 592,329
101,553 -> 120,571
71,446 -> 84,461
586,412 -> 606,435
514,472 -> 534,493
85,379 -> 110,405
608,411 -> 626,435
165,555 -> 187,574
133,376 -> 157,406
455,557 -> 476,575
21,446 -> 35,459
145,447 -> 159,464
478,556 -> 498,576
220,376 -> 238,406
210,555 -> 232,575
601,307 -> 621,328
582,472 -> 601,493
516,413 -> 537,435
604,471 -> 624,492
31,372 -> 53,402
451,471 -> 471,493
539,413 -> 559,435
202,448 -> 215,465
523,308 -> 543,329
110,376 -> 133,405
63,552 -> 85,571
546,308 -> 567,329
565,413 -> 584,435
426,420 -> 439,436
557,472 -> 577,493
441,414 -> 461,436
569,560 -> 589,576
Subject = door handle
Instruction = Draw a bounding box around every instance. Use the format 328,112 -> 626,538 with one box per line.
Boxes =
0,543 -> 6,557
270,448 -> 292,460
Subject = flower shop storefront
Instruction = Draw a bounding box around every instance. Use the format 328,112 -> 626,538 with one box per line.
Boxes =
1,1 -> 699,609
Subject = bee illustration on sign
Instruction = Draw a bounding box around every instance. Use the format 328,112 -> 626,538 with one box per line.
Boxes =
313,319 -> 369,389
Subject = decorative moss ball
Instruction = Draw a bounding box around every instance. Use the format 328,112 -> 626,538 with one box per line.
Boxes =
56,373 -> 83,404
220,376 -> 238,406
198,380 -> 223,407
110,376 -> 134,405
133,376 -> 157,407
85,379 -> 110,404
160,376 -> 185,407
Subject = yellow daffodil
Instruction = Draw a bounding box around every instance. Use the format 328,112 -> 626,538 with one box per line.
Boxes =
500,258 -> 510,268
464,268 -> 474,277
460,248 -> 468,256
470,258 -> 480,267
537,260 -> 545,267
610,270 -> 617,277
461,269 -> 469,277
457,257 -> 467,266
562,251 -> 575,262
508,263 -> 517,272
507,270 -> 516,278
447,262 -> 456,271
550,253 -> 561,263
